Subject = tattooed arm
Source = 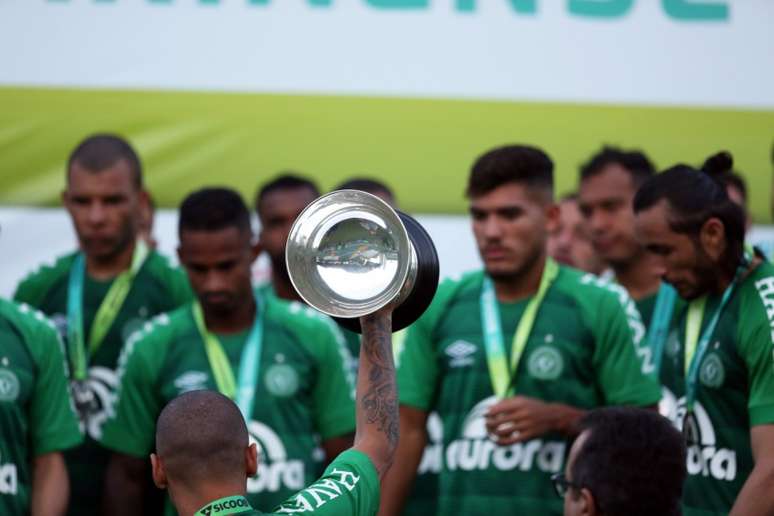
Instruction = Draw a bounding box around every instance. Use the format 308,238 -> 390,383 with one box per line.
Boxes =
353,307 -> 399,478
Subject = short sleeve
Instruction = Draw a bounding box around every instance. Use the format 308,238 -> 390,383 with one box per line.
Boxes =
99,319 -> 169,457
28,321 -> 83,455
590,290 -> 662,407
312,321 -> 357,440
396,310 -> 439,411
272,449 -> 380,516
738,322 -> 774,426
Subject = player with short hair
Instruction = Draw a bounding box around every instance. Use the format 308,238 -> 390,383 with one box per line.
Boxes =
0,299 -> 83,516
634,153 -> 774,516
151,293 -> 396,516
555,407 -> 686,516
13,133 -> 191,516
100,187 -> 356,514
379,145 -> 661,516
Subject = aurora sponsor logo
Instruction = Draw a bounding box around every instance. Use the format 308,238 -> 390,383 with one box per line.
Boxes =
445,396 -> 565,473
754,276 -> 774,349
247,421 -> 305,493
0,454 -> 17,495
660,387 -> 736,481
417,412 -> 443,475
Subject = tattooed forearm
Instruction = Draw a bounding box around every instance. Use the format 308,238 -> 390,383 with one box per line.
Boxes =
357,311 -> 399,471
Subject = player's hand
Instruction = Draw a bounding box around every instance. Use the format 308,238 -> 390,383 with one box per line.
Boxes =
484,396 -> 559,445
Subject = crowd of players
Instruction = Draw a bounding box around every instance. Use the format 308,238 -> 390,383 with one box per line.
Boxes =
2,133 -> 774,516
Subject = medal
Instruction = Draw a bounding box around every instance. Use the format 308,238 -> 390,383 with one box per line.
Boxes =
71,379 -> 98,422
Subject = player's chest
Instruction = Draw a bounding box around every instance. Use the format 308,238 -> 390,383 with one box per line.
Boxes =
0,332 -> 36,411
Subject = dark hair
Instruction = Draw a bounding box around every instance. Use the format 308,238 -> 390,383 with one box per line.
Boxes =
633,152 -> 746,276
156,391 -> 248,489
335,177 -> 395,202
178,187 -> 251,237
702,151 -> 747,205
67,133 -> 142,188
579,146 -> 655,188
572,407 -> 686,516
466,145 -> 554,199
254,173 -> 320,213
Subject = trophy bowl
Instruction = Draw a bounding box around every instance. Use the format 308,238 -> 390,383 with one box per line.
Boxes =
285,190 -> 439,333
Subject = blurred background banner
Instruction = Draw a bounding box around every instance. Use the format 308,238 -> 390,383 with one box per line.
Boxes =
1,0 -> 773,216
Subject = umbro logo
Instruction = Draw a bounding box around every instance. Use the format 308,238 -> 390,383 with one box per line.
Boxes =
174,371 -> 209,393
446,340 -> 477,368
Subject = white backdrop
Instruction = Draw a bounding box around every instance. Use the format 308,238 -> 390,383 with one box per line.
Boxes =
1,0 -> 773,108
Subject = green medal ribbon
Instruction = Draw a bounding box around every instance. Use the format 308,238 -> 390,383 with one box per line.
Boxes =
67,241 -> 149,381
682,251 -> 752,414
194,495 -> 253,515
192,291 -> 264,422
480,258 -> 560,398
647,283 -> 678,376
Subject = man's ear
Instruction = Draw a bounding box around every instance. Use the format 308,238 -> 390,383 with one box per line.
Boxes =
545,202 -> 561,232
699,217 -> 726,262
150,453 -> 167,490
579,487 -> 597,516
246,443 -> 259,477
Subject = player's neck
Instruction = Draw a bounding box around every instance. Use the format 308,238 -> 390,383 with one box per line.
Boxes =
612,251 -> 662,301
493,251 -> 547,303
85,239 -> 136,281
204,293 -> 257,335
272,272 -> 302,302
171,482 -> 247,516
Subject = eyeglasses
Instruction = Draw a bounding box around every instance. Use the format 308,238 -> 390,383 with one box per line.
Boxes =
551,473 -> 582,498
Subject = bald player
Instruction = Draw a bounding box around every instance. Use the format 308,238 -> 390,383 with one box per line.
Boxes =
151,306 -> 398,516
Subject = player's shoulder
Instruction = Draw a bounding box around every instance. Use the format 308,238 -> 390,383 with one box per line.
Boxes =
265,294 -> 337,335
123,304 -> 192,357
141,250 -> 185,283
554,266 -> 630,306
14,252 -> 77,302
740,260 -> 774,329
0,298 -> 61,349
432,269 -> 484,305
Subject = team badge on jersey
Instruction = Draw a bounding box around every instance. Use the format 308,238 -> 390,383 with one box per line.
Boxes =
264,364 -> 299,397
699,352 -> 725,389
0,368 -> 20,402
527,345 -> 564,380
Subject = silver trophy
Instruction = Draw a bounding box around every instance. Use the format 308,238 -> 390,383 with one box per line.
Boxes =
286,190 -> 439,332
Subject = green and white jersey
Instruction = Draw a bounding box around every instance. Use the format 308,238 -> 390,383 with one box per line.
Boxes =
398,266 -> 661,516
194,449 -> 379,516
100,295 -> 356,511
658,261 -> 774,516
0,299 -> 83,515
12,249 -> 192,516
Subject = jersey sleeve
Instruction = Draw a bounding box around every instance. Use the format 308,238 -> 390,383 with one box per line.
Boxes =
311,319 -> 357,440
26,313 -> 83,455
396,314 -> 438,411
165,266 -> 194,307
13,262 -> 64,308
587,285 -> 662,407
738,320 -> 774,426
99,316 -> 170,457
272,449 -> 380,516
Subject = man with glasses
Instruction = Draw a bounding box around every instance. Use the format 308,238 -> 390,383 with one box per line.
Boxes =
553,407 -> 686,516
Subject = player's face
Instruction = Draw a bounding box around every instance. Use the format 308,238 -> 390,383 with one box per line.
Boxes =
634,200 -> 715,300
547,199 -> 602,274
470,182 -> 555,281
178,227 -> 259,315
63,160 -> 141,261
258,187 -> 318,277
578,165 -> 641,266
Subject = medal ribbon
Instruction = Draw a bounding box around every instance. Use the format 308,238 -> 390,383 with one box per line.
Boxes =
647,283 -> 678,375
194,495 -> 253,516
480,258 -> 560,398
67,241 -> 149,381
192,291 -> 264,422
683,251 -> 752,413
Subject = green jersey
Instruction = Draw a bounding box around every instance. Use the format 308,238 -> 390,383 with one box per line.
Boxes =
194,449 -> 379,516
100,295 -> 356,510
13,249 -> 192,516
398,266 -> 661,515
658,261 -> 774,516
0,299 -> 83,515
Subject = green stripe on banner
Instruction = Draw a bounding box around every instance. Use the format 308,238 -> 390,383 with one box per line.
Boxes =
0,86 -> 772,220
